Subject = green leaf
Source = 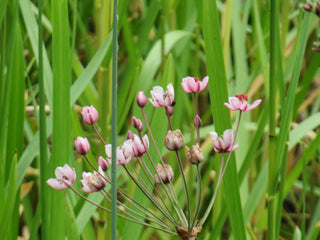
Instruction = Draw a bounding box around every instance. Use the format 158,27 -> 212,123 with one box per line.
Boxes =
202,0 -> 246,239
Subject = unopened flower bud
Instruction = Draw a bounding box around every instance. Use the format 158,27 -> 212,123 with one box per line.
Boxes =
154,164 -> 174,184
127,130 -> 134,140
132,116 -> 143,131
81,105 -> 98,124
98,156 -> 109,171
185,144 -> 204,164
75,137 -> 90,155
193,115 -> 202,128
137,91 -> 147,107
166,106 -> 174,116
164,129 -> 184,151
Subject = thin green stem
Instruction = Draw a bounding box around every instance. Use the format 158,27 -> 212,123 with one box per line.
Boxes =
193,93 -> 200,145
123,165 -> 178,225
200,154 -> 224,224
174,150 -> 191,231
191,164 -> 201,230
69,187 -> 176,235
93,124 -> 106,145
166,113 -> 191,229
268,0 -> 277,239
141,108 -> 187,224
111,0 -> 118,238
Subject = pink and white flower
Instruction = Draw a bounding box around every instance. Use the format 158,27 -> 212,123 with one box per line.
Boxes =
47,164 -> 76,190
210,129 -> 239,153
81,167 -> 107,193
132,134 -> 149,156
149,83 -> 175,108
105,140 -> 135,165
224,94 -> 261,112
181,76 -> 209,93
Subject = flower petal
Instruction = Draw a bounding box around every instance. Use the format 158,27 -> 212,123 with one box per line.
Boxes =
244,99 -> 262,112
47,178 -> 69,190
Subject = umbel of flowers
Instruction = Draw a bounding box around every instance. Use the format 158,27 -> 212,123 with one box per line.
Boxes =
47,76 -> 261,239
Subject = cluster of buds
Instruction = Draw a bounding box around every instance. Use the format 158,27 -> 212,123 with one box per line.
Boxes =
302,1 -> 320,17
47,75 -> 262,239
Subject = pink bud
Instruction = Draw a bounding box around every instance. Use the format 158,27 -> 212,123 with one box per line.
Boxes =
75,137 -> 90,155
81,105 -> 99,124
193,115 -> 202,127
137,91 -> 147,108
132,116 -> 143,131
98,156 -> 109,171
127,130 -> 134,140
166,106 -> 174,116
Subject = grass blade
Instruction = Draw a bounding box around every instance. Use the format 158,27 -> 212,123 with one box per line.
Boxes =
50,0 -> 71,238
202,0 -> 246,238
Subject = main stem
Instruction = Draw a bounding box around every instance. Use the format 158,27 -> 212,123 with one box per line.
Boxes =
111,0 -> 118,238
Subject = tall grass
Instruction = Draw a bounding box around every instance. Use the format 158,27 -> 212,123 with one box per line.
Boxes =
0,0 -> 319,239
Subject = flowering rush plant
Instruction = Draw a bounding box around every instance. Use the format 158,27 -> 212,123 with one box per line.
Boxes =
47,76 -> 261,239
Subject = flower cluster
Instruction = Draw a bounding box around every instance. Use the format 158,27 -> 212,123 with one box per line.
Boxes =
48,75 -> 261,239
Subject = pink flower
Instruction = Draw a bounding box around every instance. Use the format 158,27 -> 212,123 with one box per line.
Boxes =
224,94 -> 261,112
149,83 -> 175,108
137,91 -> 147,107
181,76 -> 209,93
47,164 -> 76,190
132,134 -> 149,156
210,129 -> 239,153
81,167 -> 107,193
105,140 -> 135,165
75,137 -> 90,155
81,105 -> 98,124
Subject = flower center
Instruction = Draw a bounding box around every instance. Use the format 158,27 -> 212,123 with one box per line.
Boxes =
235,93 -> 248,102
193,77 -> 200,82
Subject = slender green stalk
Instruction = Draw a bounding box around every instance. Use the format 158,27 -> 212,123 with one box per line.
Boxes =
111,1 -> 118,239
175,150 -> 191,230
268,0 -> 277,239
38,0 -> 49,239
201,154 -> 224,224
